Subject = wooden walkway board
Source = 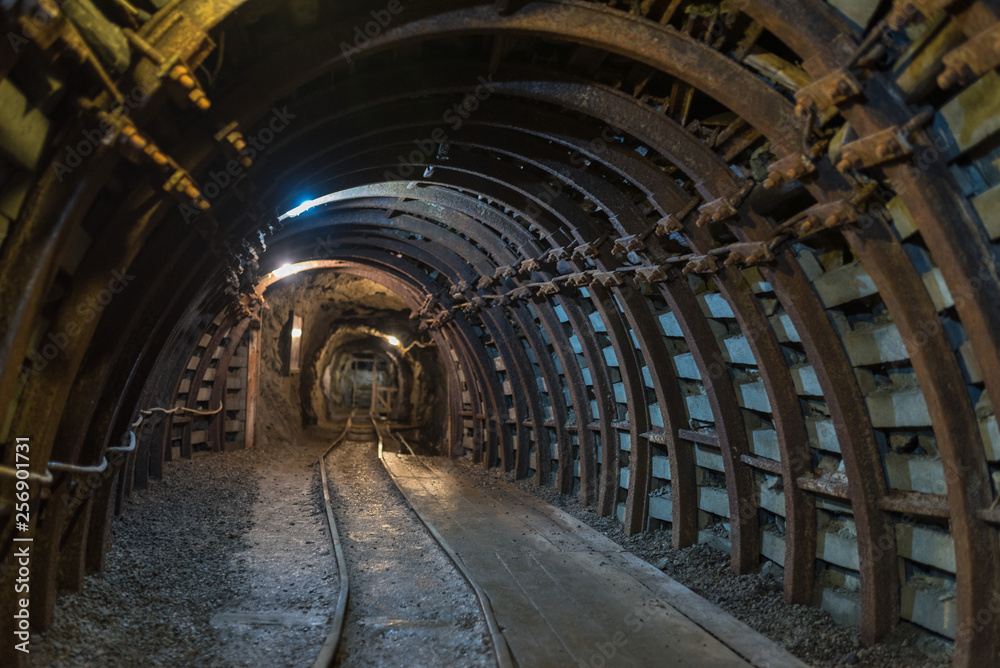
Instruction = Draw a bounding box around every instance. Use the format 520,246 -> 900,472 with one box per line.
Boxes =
382,453 -> 807,668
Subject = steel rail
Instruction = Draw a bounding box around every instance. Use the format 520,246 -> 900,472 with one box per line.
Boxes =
372,415 -> 514,668
273,209 -> 615,500
312,410 -> 355,668
268,136 -> 762,546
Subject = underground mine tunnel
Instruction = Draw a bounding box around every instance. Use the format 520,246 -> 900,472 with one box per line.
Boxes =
3,0 -> 1000,666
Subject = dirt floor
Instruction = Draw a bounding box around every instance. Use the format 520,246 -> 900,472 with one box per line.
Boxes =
29,417 -> 952,668
30,426 -> 494,668
31,431 -> 338,668
453,457 -> 955,668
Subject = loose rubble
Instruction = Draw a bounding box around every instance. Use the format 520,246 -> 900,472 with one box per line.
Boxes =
31,432 -> 336,668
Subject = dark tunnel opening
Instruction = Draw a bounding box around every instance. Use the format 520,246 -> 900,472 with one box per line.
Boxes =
256,268 -> 448,454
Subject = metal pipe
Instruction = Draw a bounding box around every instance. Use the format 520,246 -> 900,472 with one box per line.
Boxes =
0,465 -> 53,485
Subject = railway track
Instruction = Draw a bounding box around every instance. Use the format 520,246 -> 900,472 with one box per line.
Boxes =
312,413 -> 507,667
312,413 -> 355,668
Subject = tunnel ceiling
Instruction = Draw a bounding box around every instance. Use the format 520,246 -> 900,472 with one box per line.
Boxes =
3,1 -> 1000,665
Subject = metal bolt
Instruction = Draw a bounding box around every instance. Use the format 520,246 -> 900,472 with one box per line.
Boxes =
937,68 -> 961,90
181,181 -> 199,199
121,127 -> 147,150
190,90 -> 211,110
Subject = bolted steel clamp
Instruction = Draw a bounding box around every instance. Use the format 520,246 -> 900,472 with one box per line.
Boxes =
462,297 -> 485,315
887,0 -> 957,30
544,247 -> 571,262
696,197 -> 738,227
835,109 -> 934,172
794,69 -> 863,117
493,265 -> 517,280
519,258 -> 542,274
509,286 -> 534,301
214,121 -> 253,168
938,22 -> 1000,89
572,238 -> 606,261
795,200 -> 860,235
565,272 -> 595,287
612,234 -> 649,256
764,152 -> 817,189
591,271 -> 627,288
633,265 -> 669,285
683,255 -> 719,275
724,242 -> 774,268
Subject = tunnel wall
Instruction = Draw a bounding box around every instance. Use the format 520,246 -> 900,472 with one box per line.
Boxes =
2,2 -> 1000,666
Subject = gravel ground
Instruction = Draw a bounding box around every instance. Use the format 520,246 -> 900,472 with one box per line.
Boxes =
454,458 -> 954,668
31,430 -> 337,667
325,432 -> 494,667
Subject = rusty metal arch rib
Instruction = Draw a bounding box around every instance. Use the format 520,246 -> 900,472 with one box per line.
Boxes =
246,87 -> 808,580
3,3 -> 1000,665
199,22 -> 981,635
275,200 -> 608,494
261,101 -> 819,587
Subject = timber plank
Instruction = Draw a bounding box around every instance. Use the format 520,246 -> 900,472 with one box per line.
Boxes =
383,453 -> 807,668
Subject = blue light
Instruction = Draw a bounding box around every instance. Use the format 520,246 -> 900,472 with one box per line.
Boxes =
280,196 -> 328,220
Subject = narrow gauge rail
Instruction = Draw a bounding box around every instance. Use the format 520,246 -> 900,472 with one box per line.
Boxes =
311,413 -> 509,667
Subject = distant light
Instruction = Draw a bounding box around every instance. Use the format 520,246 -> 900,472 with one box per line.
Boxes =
291,328 -> 302,338
386,336 -> 400,346
280,195 -> 334,220
272,264 -> 295,278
